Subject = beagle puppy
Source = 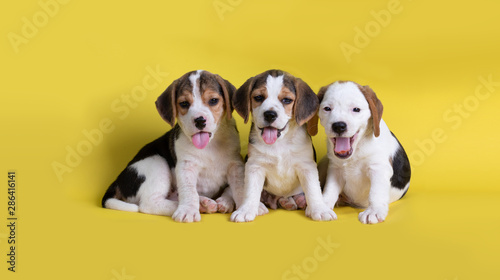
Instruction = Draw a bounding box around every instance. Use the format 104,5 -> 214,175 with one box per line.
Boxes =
102,70 -> 245,223
317,81 -> 411,224
230,69 -> 337,222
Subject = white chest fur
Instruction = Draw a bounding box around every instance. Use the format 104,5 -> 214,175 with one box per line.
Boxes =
174,119 -> 241,197
248,124 -> 314,197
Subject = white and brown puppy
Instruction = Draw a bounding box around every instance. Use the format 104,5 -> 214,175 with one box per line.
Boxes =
230,69 -> 337,222
317,81 -> 411,224
102,70 -> 245,223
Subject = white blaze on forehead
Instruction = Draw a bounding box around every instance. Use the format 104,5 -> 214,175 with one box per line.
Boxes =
265,74 -> 284,99
189,70 -> 203,100
326,81 -> 364,103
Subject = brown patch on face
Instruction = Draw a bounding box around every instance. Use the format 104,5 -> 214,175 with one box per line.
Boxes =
250,87 -> 268,110
198,72 -> 228,125
249,72 -> 296,117
176,90 -> 194,116
278,87 -> 295,117
202,90 -> 225,125
233,69 -> 318,128
158,71 -> 235,127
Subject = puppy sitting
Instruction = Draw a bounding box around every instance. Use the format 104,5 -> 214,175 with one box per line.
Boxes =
317,81 -> 411,224
102,70 -> 244,223
230,69 -> 337,222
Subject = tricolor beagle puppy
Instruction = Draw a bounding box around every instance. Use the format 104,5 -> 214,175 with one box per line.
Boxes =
317,81 -> 411,224
102,70 -> 245,223
230,70 -> 337,222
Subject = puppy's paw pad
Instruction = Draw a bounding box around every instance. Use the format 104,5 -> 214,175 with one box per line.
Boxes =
172,206 -> 201,223
258,202 -> 269,216
260,190 -> 279,210
306,206 -> 337,221
199,197 -> 218,213
358,207 -> 387,224
230,207 -> 258,222
279,197 -> 298,211
216,197 -> 235,213
293,193 -> 307,209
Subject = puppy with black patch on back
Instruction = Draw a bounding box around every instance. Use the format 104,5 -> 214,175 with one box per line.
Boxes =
230,69 -> 337,222
316,81 -> 411,224
101,70 -> 245,223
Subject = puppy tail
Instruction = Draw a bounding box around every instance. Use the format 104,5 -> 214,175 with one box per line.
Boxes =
101,186 -> 139,212
103,198 -> 139,212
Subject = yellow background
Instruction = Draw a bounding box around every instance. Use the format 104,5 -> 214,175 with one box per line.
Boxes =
1,0 -> 499,279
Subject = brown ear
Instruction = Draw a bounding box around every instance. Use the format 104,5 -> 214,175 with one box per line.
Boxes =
307,84 -> 331,136
233,76 -> 255,123
306,114 -> 319,136
215,75 -> 236,120
156,79 -> 178,127
293,78 -> 319,127
317,84 -> 332,104
358,85 -> 383,137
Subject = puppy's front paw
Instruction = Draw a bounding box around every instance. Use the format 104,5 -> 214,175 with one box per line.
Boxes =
216,196 -> 235,213
258,202 -> 269,216
293,193 -> 307,209
358,206 -> 388,224
199,196 -> 218,214
305,205 -> 337,221
278,196 -> 298,210
172,206 -> 201,223
231,206 -> 259,222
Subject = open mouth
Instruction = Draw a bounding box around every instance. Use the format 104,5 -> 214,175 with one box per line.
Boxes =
259,124 -> 287,145
331,132 -> 358,159
191,132 -> 212,149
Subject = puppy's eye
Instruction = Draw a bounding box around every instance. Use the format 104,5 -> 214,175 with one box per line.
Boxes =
254,95 -> 264,102
353,107 -> 361,112
323,107 -> 332,112
208,98 -> 219,106
282,98 -> 293,105
179,101 -> 190,109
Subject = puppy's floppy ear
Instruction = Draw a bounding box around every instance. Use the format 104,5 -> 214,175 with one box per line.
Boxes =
215,75 -> 236,120
305,85 -> 329,137
358,85 -> 383,137
293,78 -> 319,127
156,79 -> 178,127
316,84 -> 331,104
306,114 -> 319,136
233,76 -> 255,124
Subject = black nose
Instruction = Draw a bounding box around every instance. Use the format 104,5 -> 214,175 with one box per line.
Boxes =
194,117 -> 206,130
332,122 -> 347,134
263,111 -> 278,123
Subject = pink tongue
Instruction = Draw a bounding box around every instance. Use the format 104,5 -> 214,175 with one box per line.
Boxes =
334,137 -> 351,154
262,127 -> 278,145
192,132 -> 210,149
